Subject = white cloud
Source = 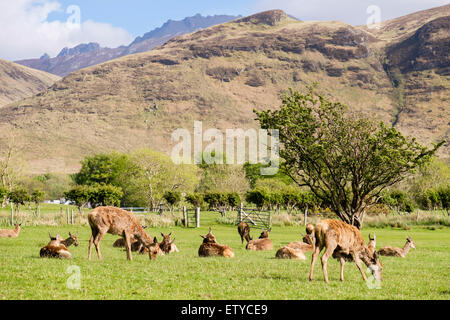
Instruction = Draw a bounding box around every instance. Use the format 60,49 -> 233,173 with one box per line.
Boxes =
253,0 -> 449,25
0,0 -> 133,61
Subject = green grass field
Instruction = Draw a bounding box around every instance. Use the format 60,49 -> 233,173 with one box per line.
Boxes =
0,211 -> 449,300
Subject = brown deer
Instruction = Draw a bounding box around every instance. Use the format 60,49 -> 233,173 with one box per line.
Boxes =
368,233 -> 376,255
159,232 -> 179,254
112,225 -> 147,248
61,232 -> 79,248
87,206 -> 163,260
0,224 -> 21,238
309,219 -> 383,283
198,227 -> 234,258
40,233 -> 72,259
275,226 -> 315,259
246,228 -> 273,251
237,221 -> 252,244
378,236 -> 416,257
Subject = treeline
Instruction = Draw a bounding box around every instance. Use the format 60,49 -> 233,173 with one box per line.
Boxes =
0,148 -> 449,214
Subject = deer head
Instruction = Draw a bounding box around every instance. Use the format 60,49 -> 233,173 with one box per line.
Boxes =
365,250 -> 383,282
200,227 -> 217,243
406,236 -> 416,249
147,236 -> 164,260
259,229 -> 270,239
68,232 -> 79,246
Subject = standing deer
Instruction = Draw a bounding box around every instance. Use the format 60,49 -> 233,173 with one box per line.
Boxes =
0,224 -> 21,238
87,206 -> 163,260
309,219 -> 383,283
378,236 -> 416,257
246,228 -> 273,251
159,232 -> 179,254
198,227 -> 234,258
237,221 -> 252,244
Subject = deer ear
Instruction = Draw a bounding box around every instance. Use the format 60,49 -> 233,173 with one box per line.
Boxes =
161,232 -> 165,237
169,232 -> 172,236
69,232 -> 72,237
209,227 -> 212,233
153,236 -> 158,243
200,235 -> 205,239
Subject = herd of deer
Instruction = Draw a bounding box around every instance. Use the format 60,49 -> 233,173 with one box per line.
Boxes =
0,206 -> 418,283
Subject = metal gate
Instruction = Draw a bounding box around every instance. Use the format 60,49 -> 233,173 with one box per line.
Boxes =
237,207 -> 271,230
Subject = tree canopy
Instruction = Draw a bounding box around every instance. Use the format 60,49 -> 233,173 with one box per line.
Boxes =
255,86 -> 443,228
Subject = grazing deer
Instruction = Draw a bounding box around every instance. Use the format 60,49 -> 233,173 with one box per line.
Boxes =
113,225 -> 147,248
159,232 -> 179,254
87,206 -> 163,260
246,228 -> 273,251
40,233 -> 72,259
368,233 -> 376,255
0,224 -> 21,238
198,227 -> 234,258
378,236 -> 416,257
237,221 -> 252,244
309,219 -> 383,283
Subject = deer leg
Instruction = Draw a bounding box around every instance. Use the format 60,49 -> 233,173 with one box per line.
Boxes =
93,230 -> 106,260
340,257 -> 345,281
123,231 -> 133,261
321,245 -> 336,283
88,228 -> 98,260
309,245 -> 322,281
354,256 -> 367,281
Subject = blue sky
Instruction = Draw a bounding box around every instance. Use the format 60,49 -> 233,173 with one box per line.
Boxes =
46,0 -> 254,38
0,0 -> 448,61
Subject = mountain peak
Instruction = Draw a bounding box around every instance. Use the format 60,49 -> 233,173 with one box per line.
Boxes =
57,42 -> 101,58
233,9 -> 288,26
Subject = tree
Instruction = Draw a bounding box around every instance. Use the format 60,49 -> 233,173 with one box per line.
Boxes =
90,185 -> 123,207
8,187 -> 29,214
30,189 -> 45,217
255,86 -> 443,228
163,191 -> 182,214
64,186 -> 92,213
185,193 -> 204,208
227,192 -> 241,211
245,189 -> 270,210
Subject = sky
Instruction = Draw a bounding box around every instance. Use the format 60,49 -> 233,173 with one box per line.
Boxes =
0,0 -> 448,61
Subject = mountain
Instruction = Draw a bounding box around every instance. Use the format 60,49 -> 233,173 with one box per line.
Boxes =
1,6 -> 448,173
0,59 -> 60,107
14,14 -> 240,77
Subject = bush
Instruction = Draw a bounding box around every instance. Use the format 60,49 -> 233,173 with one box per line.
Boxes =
185,193 -> 204,208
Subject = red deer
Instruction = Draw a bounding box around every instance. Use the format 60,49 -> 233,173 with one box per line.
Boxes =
198,227 -> 234,258
159,232 -> 179,254
246,228 -> 273,251
112,225 -> 147,248
237,221 -> 252,244
87,206 -> 163,260
309,219 -> 383,283
378,236 -> 416,257
276,225 -> 315,259
40,233 -> 73,259
61,232 -> 79,248
0,224 -> 21,238
368,234 -> 376,255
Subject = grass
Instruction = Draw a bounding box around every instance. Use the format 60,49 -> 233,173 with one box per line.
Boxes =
0,211 -> 449,300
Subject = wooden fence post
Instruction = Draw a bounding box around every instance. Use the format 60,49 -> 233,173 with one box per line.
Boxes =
67,207 -> 70,224
195,207 -> 200,228
183,206 -> 187,227
238,203 -> 243,223
71,209 -> 74,224
10,202 -> 14,225
304,207 -> 308,226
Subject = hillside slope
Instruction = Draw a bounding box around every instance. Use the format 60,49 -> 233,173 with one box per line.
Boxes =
1,8 -> 448,173
0,59 -> 60,107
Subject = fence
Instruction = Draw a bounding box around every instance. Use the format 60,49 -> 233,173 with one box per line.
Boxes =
182,206 -> 200,228
237,204 -> 272,230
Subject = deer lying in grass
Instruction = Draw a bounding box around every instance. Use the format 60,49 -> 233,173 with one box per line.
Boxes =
159,232 -> 179,254
0,224 -> 21,238
275,225 -> 315,260
237,221 -> 252,244
112,225 -> 147,248
378,236 -> 416,257
246,228 -> 273,251
309,219 -> 383,283
88,206 -> 163,260
198,227 -> 234,258
40,232 -> 74,259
